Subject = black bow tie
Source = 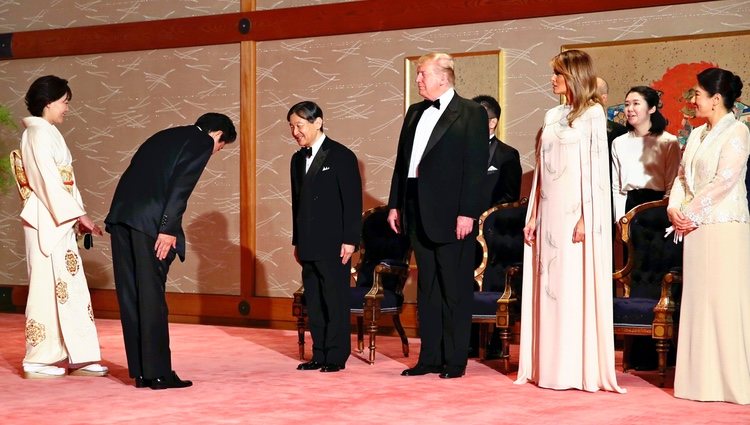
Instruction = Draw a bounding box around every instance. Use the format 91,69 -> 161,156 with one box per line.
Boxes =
424,99 -> 440,110
300,146 -> 312,158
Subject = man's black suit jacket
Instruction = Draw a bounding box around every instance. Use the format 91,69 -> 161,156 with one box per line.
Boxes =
388,94 -> 488,243
291,137 -> 362,262
483,136 -> 522,208
105,125 -> 213,261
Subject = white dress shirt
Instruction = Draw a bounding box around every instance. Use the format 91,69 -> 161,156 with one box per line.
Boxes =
306,133 -> 325,173
610,130 -> 681,221
407,88 -> 455,178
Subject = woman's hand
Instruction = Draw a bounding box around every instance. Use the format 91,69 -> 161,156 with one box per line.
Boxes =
78,215 -> 103,236
572,216 -> 585,243
667,207 -> 697,232
523,216 -> 536,246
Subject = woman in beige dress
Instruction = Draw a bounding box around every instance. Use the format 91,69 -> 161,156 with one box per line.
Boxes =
515,50 -> 624,393
20,75 -> 108,379
668,67 -> 750,404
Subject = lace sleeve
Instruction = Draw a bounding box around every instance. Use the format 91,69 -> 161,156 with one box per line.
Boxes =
683,125 -> 750,225
667,163 -> 686,210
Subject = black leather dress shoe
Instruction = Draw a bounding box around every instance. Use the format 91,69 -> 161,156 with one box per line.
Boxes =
297,361 -> 324,370
135,376 -> 152,388
401,364 -> 442,376
439,367 -> 466,379
149,371 -> 193,390
320,364 -> 345,373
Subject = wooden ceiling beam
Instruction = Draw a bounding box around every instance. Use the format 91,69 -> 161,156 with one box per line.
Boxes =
0,0 -> 706,60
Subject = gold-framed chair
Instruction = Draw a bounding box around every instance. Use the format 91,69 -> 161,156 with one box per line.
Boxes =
472,198 -> 527,370
292,205 -> 412,364
613,198 -> 683,387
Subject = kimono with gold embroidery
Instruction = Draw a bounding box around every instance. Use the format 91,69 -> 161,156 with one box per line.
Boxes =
19,116 -> 101,365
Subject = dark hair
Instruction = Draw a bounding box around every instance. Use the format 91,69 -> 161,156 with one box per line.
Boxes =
286,101 -> 324,131
697,67 -> 744,110
624,86 -> 668,135
25,75 -> 72,117
194,113 -> 237,143
472,95 -> 501,120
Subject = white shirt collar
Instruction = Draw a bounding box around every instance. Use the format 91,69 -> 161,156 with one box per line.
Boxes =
435,88 -> 455,111
309,133 -> 325,159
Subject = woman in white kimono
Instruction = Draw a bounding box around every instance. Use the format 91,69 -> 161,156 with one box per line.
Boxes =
668,67 -> 750,404
19,75 -> 108,379
515,50 -> 624,393
611,86 -> 681,223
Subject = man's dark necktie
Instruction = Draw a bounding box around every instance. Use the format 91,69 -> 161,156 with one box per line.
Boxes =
424,99 -> 440,109
300,146 -> 312,158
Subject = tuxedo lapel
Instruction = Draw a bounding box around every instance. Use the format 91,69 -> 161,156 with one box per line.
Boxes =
293,152 -> 305,197
422,96 -> 460,158
488,136 -> 499,168
303,138 -> 330,186
402,105 -> 427,165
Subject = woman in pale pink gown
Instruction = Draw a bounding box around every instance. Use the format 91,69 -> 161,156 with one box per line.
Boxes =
515,50 -> 624,393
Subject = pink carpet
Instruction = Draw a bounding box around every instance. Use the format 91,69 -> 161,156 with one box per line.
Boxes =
1,312 -> 747,424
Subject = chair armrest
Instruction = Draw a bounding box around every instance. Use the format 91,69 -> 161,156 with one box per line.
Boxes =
499,263 -> 522,302
654,270 -> 681,314
365,261 -> 410,298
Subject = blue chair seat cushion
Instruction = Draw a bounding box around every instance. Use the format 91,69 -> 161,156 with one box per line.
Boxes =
613,297 -> 656,326
472,291 -> 501,317
349,286 -> 403,312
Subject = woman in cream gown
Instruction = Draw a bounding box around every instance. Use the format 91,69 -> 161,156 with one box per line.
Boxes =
515,50 -> 624,393
668,67 -> 750,404
19,75 -> 107,379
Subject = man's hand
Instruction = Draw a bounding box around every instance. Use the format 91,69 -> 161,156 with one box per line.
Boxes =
387,209 -> 401,234
340,243 -> 355,264
154,233 -> 177,261
456,216 -> 474,240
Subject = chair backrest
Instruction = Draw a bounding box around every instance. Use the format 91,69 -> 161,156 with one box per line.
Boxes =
615,199 -> 683,299
354,205 -> 411,290
475,198 -> 528,292
9,149 -> 32,201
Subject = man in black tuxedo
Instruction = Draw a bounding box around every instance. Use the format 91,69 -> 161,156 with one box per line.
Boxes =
388,53 -> 488,379
470,95 -> 522,358
596,77 -> 628,146
289,101 -> 362,373
105,113 -> 236,389
472,95 -> 521,209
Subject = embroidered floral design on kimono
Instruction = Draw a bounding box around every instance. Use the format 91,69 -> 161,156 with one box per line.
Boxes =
88,304 -> 94,322
55,279 -> 69,304
64,250 -> 79,275
59,166 -> 74,195
25,319 -> 46,347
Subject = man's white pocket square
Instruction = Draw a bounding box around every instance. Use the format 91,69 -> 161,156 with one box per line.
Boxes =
487,165 -> 498,171
322,166 -> 331,171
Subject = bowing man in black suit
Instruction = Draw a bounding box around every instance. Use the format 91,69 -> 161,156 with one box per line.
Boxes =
289,101 -> 362,373
105,113 -> 236,389
388,53 -> 488,379
472,95 -> 522,208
